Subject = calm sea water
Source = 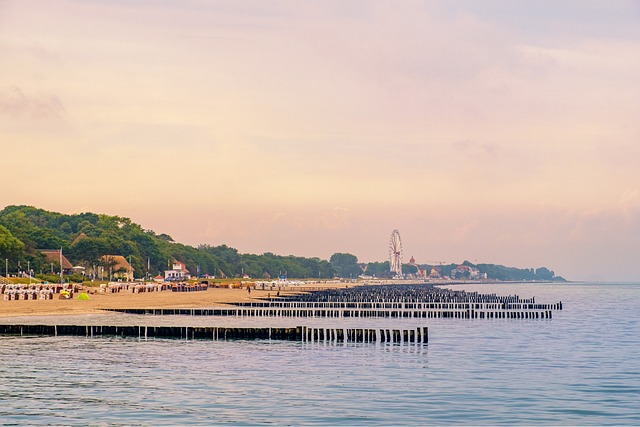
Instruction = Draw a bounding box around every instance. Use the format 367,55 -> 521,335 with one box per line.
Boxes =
1,282 -> 639,425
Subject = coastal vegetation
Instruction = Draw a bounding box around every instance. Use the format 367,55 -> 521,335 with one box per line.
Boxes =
0,205 -> 564,282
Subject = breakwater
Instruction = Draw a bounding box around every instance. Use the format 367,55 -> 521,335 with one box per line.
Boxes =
0,324 -> 427,343
107,284 -> 562,320
106,305 -> 555,319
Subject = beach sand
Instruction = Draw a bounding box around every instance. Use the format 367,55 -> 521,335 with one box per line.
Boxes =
0,287 -> 295,318
0,281 -> 355,318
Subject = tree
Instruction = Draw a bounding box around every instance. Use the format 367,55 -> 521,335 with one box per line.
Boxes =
67,237 -> 110,265
329,253 -> 360,278
0,225 -> 25,274
0,204 -> 568,282
404,264 -> 418,275
364,261 -> 391,278
535,267 -> 555,281
101,255 -> 118,281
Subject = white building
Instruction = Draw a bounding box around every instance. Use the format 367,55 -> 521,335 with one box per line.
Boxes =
164,261 -> 191,281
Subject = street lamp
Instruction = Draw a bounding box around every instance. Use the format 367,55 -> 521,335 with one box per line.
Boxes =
27,261 -> 31,285
5,258 -> 7,279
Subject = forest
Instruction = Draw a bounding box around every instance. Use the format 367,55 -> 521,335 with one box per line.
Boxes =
0,205 -> 565,282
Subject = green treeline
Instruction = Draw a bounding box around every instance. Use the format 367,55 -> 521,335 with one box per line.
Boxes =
0,205 -> 565,281
0,205 -> 334,280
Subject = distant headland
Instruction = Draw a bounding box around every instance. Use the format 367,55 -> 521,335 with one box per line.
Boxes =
0,205 -> 566,283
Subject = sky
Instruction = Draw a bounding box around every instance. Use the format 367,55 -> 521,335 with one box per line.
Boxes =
1,0 -> 639,281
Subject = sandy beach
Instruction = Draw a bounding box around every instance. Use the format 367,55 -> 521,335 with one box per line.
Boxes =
0,280 -> 357,318
0,287 -> 297,318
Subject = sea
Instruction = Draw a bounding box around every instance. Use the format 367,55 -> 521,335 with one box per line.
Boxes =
1,282 -> 639,426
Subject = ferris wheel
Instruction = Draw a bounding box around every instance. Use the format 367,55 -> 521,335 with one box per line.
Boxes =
389,229 -> 403,277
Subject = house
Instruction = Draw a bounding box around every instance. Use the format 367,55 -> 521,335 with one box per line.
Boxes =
451,265 -> 481,280
164,260 -> 191,281
71,232 -> 88,246
408,256 -> 427,278
39,249 -> 74,275
100,255 -> 135,281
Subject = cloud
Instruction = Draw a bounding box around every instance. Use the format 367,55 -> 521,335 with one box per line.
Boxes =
448,0 -> 640,45
451,219 -> 479,243
451,140 -> 509,157
28,43 -> 60,64
313,207 -> 352,231
1,0 -> 639,280
619,189 -> 640,230
620,189 -> 640,212
98,122 -> 210,150
0,86 -> 65,120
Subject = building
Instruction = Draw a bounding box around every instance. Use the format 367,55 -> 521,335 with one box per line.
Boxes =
164,260 -> 191,281
100,255 -> 135,281
408,256 -> 426,278
451,265 -> 481,280
429,267 -> 441,279
71,265 -> 86,276
39,249 -> 74,275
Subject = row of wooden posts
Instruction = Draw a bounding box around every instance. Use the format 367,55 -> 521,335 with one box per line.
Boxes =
107,306 -> 556,319
0,324 -> 427,343
234,301 -> 563,310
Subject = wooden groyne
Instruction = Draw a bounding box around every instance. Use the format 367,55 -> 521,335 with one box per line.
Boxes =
106,305 -> 556,319
304,326 -> 427,343
0,324 -> 427,343
220,284 -> 561,320
103,285 -> 561,320
230,299 -> 561,319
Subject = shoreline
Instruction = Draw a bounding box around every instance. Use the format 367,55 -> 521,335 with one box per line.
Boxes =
0,287 -> 292,318
0,279 -> 360,318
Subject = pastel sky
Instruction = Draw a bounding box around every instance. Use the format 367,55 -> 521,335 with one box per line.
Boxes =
1,1 -> 639,281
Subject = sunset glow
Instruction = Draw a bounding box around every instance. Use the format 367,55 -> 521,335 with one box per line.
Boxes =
1,1 -> 639,280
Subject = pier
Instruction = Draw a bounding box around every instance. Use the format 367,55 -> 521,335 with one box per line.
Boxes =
0,324 -> 427,344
